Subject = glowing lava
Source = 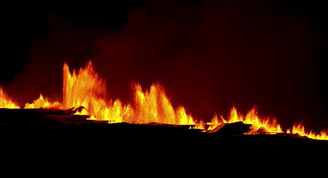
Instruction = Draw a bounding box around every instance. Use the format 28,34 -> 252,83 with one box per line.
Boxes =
62,61 -> 198,125
224,106 -> 283,133
290,123 -> 328,140
0,88 -> 19,108
0,60 -> 327,140
24,94 -> 62,109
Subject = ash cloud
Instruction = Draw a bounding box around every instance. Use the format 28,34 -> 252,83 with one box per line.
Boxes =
2,0 -> 327,131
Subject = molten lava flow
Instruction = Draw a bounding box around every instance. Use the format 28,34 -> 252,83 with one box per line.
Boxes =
63,61 -> 106,110
207,114 -> 224,131
62,61 -> 199,125
228,106 -> 283,133
291,123 -> 328,140
0,60 -> 327,140
0,87 -> 19,108
133,83 -> 196,125
63,61 -> 133,122
24,94 -> 62,109
206,106 -> 283,134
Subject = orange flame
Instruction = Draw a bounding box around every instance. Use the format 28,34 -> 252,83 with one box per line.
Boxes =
207,114 -> 224,131
205,106 -> 283,134
291,123 -> 328,140
63,61 -> 106,111
62,61 -> 198,125
0,60 -> 327,140
0,87 -> 19,108
24,94 -> 62,109
133,83 -> 196,125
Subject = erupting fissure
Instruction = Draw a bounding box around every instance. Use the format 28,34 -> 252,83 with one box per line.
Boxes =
0,61 -> 327,140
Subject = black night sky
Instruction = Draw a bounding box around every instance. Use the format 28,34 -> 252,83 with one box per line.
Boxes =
1,0 -> 327,132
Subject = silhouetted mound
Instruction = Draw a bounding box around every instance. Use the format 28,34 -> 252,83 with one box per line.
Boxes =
0,110 -> 327,171
0,108 -> 107,124
0,108 -> 327,162
253,127 -> 268,134
209,121 -> 252,136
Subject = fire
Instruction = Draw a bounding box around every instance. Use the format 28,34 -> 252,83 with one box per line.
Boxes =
62,61 -> 198,125
63,61 -> 107,111
207,114 -> 224,131
63,61 -> 133,123
226,106 -> 283,133
133,83 -> 196,125
291,123 -> 328,140
205,106 -> 283,134
24,94 -> 62,109
0,60 -> 327,140
0,88 -> 19,108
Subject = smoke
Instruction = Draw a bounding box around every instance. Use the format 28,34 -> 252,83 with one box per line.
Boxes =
2,0 -> 326,131
92,0 -> 324,129
3,11 -> 96,106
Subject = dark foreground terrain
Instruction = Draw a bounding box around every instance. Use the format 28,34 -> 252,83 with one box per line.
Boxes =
0,109 -> 327,174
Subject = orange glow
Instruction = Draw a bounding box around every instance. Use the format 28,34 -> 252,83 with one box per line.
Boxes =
131,83 -> 197,125
291,123 -> 328,140
24,94 -> 62,109
211,106 -> 283,134
0,87 -> 19,108
63,61 -> 106,111
207,114 -> 224,131
63,61 -> 198,125
0,60 -> 327,141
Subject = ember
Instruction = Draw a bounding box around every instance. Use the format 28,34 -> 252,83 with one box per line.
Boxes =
0,61 -> 327,140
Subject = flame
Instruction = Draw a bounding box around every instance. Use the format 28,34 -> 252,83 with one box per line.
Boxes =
207,114 -> 224,131
291,123 -> 328,140
24,94 -> 62,109
0,87 -> 19,108
63,61 -> 198,125
63,61 -> 106,111
212,106 -> 283,134
0,60 -> 327,140
132,84 -> 200,125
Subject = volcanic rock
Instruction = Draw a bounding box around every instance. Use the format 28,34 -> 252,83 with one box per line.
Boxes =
0,108 -> 107,125
209,121 -> 252,136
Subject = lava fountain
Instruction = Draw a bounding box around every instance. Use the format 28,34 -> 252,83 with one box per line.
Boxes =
0,60 -> 327,140
0,88 -> 19,109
